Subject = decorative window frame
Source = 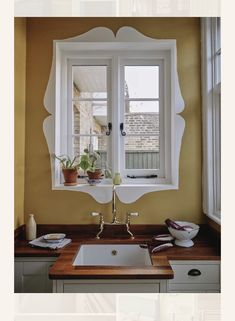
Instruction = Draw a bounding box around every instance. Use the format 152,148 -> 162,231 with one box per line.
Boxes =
201,18 -> 221,224
43,27 -> 185,204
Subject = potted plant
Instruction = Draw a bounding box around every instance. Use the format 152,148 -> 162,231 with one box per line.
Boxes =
79,149 -> 103,180
55,155 -> 79,186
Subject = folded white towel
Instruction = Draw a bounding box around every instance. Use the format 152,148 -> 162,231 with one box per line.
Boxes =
29,236 -> 72,250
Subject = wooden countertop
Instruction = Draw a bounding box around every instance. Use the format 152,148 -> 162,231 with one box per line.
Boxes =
48,240 -> 173,280
15,224 -> 220,280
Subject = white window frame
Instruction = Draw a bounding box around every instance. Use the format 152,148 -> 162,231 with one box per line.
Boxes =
66,54 -> 169,184
201,17 -> 221,224
60,50 -> 174,186
43,27 -> 185,203
67,58 -> 112,172
119,58 -> 166,181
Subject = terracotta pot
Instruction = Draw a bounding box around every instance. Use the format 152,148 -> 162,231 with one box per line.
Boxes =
87,169 -> 103,180
62,168 -> 78,186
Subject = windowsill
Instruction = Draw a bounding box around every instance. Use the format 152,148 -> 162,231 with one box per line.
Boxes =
205,213 -> 221,226
53,180 -> 177,204
55,177 -> 173,188
116,183 -> 175,188
54,183 -> 113,189
54,183 -> 175,188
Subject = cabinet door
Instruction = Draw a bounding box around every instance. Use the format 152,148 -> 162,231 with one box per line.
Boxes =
22,275 -> 48,293
14,262 -> 23,292
23,261 -> 49,293
15,258 -> 56,293
54,280 -> 162,293
64,283 -> 160,293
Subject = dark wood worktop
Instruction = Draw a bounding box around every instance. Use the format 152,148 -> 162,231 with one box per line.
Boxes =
15,224 -> 220,279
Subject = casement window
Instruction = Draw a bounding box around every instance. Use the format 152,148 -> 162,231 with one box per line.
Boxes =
44,27 -> 185,203
68,60 -> 111,175
201,17 -> 221,224
120,59 -> 165,180
67,56 -> 166,183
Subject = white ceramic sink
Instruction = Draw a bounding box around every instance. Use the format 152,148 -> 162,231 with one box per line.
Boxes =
73,244 -> 152,267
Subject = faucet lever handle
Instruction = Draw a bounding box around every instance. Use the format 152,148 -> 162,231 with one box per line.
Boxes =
129,212 -> 139,217
126,213 -> 139,239
90,212 -> 100,217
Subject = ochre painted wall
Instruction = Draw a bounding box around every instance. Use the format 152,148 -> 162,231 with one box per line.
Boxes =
15,18 -> 26,228
23,18 -> 203,225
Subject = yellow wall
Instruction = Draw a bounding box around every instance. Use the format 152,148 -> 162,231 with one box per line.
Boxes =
15,18 -> 26,228
23,18 -> 203,225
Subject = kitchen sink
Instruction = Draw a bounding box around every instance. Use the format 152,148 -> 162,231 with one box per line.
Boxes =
73,244 -> 152,267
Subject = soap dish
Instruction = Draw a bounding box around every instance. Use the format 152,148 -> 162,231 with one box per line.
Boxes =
43,233 -> 66,243
87,179 -> 102,186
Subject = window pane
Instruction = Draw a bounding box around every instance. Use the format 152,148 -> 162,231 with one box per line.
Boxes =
125,100 -> 159,113
73,101 -> 107,135
73,66 -> 107,99
125,66 -> 159,99
125,101 -> 159,135
216,17 -> 221,51
125,136 -> 159,169
73,136 -> 107,170
215,18 -> 221,84
215,54 -> 221,85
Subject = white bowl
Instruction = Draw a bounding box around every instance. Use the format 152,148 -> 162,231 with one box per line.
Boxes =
43,233 -> 66,243
168,221 -> 200,247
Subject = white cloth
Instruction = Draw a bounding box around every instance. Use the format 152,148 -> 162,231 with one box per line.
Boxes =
29,236 -> 71,250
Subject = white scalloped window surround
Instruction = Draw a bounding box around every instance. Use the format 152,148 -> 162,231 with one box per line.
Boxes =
43,27 -> 185,204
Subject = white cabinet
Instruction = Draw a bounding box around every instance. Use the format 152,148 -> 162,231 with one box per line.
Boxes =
168,260 -> 220,293
15,257 -> 220,293
53,279 -> 167,293
15,257 -> 57,293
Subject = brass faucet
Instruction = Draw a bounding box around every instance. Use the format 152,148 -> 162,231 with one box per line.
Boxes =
90,187 -> 140,239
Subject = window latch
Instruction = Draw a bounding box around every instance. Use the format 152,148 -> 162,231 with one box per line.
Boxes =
106,122 -> 112,136
127,175 -> 158,179
120,123 -> 126,136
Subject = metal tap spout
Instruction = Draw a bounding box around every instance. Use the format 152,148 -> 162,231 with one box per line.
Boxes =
111,185 -> 120,224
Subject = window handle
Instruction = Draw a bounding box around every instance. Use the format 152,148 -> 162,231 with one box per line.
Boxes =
127,175 -> 158,179
106,122 -> 112,136
120,123 -> 126,136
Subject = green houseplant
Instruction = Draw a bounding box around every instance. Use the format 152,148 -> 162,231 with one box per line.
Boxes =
55,155 -> 79,186
79,149 -> 103,180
